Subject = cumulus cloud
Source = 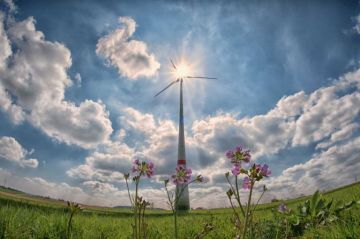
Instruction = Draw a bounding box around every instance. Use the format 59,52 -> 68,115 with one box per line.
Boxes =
193,67 -> 360,160
0,12 -> 11,68
354,14 -> 360,34
0,11 -> 113,148
0,168 -> 126,206
67,141 -> 134,182
292,86 -> 360,146
0,167 -> 171,208
266,136 -> 360,200
0,136 -> 38,168
3,0 -> 16,13
117,107 -> 218,174
120,107 -> 156,134
192,112 -> 295,160
74,73 -> 82,87
96,16 -> 160,80
30,100 -> 112,149
0,12 -> 25,124
67,107 -> 199,182
83,180 -> 120,194
316,123 -> 359,149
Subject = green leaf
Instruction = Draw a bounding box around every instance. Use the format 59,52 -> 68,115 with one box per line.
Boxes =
325,199 -> 333,210
343,200 -> 355,210
310,190 -> 320,216
315,198 -> 325,215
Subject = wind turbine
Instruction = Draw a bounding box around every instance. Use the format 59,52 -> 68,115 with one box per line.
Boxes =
154,59 -> 216,211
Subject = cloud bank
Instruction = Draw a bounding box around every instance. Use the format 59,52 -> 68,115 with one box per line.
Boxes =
67,64 -> 360,207
0,11 -> 113,149
0,136 -> 38,168
96,16 -> 160,80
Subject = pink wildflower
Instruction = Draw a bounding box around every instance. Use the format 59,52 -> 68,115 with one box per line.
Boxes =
226,146 -> 251,165
242,176 -> 251,189
260,164 -> 271,177
131,159 -> 154,178
231,165 -> 241,176
225,150 -> 234,159
172,166 -> 192,184
278,203 -> 287,213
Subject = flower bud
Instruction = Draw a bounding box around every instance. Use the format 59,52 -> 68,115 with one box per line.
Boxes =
196,175 -> 204,183
226,189 -> 234,198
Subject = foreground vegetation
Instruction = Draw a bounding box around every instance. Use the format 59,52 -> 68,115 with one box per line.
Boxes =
0,182 -> 359,239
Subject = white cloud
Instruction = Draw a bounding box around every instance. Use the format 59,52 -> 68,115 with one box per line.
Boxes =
96,16 -> 160,80
30,100 -> 112,149
0,136 -> 38,168
0,167 -> 170,208
292,86 -> 360,146
83,180 -> 120,194
74,73 -> 81,87
354,14 -> 360,34
0,12 -> 113,148
316,123 -> 359,149
0,12 -> 25,124
0,86 -> 25,124
193,67 -> 360,159
0,12 -> 11,68
190,186 -> 229,209
120,107 -> 156,134
267,136 -> 360,199
270,91 -> 308,117
67,107 -> 199,182
192,112 -> 295,160
67,141 -> 134,182
3,0 -> 16,13
0,168 -> 122,206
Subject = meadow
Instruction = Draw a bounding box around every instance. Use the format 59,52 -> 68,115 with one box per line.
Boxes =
0,182 -> 359,239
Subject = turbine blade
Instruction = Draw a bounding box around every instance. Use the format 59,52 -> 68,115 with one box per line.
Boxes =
154,80 -> 179,97
185,76 -> 217,79
170,58 -> 177,69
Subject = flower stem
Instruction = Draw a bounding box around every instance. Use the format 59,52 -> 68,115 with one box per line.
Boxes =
141,204 -> 146,239
138,201 -> 141,239
242,180 -> 254,239
174,187 -> 179,239
235,175 -> 246,217
165,183 -> 177,239
134,179 -> 139,239
174,181 -> 193,238
251,186 -> 266,214
66,212 -> 74,239
125,178 -> 134,205
174,209 -> 178,239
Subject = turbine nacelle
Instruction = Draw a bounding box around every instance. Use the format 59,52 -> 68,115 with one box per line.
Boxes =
154,59 -> 216,97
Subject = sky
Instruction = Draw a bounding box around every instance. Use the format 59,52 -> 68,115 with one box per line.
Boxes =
0,0 -> 360,209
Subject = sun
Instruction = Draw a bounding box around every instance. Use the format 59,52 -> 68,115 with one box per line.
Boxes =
173,62 -> 191,79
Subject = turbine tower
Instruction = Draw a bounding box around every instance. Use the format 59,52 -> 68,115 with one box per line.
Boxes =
154,59 -> 216,211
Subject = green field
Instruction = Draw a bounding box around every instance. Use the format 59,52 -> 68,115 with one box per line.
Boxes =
0,182 -> 359,239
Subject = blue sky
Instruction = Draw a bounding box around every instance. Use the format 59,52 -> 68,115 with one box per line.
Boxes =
0,0 -> 360,208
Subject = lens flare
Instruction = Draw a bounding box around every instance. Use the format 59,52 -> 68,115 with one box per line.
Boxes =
173,62 -> 191,79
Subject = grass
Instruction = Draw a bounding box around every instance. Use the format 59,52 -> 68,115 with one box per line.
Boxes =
0,182 -> 359,238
